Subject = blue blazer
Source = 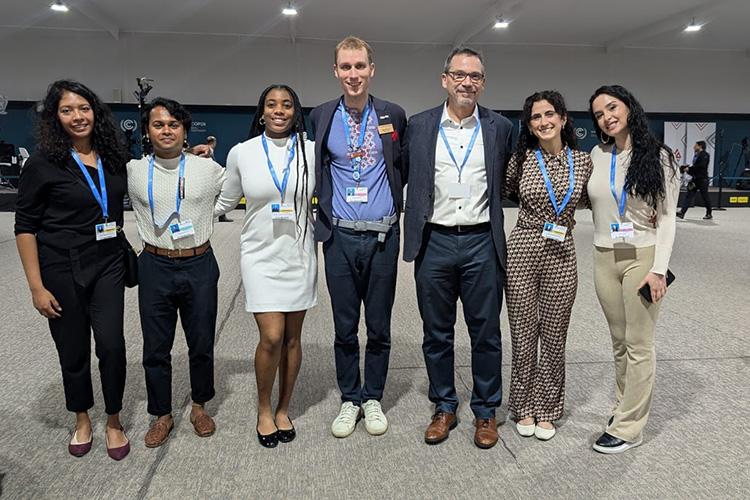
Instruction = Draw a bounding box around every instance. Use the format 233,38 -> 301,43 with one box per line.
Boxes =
402,104 -> 513,267
309,96 -> 408,243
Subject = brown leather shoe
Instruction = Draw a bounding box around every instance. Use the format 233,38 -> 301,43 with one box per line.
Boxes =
474,417 -> 498,449
190,412 -> 216,437
144,417 -> 173,448
424,411 -> 457,444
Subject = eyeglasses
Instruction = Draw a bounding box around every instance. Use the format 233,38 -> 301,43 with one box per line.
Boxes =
445,71 -> 485,83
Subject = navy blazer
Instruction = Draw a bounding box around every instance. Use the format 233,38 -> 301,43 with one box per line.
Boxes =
309,95 -> 408,243
402,104 -> 513,267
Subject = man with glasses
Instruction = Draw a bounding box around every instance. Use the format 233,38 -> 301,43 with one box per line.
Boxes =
403,47 -> 512,449
309,36 -> 407,438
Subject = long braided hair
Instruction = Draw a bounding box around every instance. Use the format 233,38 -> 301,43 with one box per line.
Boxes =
249,84 -> 312,241
589,85 -> 676,208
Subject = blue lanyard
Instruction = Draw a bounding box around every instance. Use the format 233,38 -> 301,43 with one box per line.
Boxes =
535,147 -> 575,219
261,133 -> 297,203
439,120 -> 481,183
71,150 -> 108,221
339,100 -> 372,182
148,153 -> 186,228
610,146 -> 627,217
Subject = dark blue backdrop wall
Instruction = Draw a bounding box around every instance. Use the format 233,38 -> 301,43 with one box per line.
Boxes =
2,101 -> 749,182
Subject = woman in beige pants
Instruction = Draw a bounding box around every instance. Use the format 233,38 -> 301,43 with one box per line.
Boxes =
587,85 -> 680,454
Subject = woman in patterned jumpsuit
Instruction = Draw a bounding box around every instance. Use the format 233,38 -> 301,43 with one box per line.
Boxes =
504,91 -> 593,440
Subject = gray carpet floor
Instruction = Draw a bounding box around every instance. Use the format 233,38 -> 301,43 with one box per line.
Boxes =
0,207 -> 748,499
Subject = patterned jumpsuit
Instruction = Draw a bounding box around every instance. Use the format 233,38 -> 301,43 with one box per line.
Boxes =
504,147 -> 593,422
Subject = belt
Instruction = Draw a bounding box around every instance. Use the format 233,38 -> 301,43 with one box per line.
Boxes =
143,241 -> 211,259
332,214 -> 398,242
428,222 -> 491,234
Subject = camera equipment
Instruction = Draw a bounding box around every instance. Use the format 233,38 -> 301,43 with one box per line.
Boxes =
134,77 -> 154,155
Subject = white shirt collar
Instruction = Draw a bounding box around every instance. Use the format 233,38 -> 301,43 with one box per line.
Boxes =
440,102 -> 480,128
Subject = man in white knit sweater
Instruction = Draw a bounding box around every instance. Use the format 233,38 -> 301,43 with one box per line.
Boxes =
127,97 -> 225,448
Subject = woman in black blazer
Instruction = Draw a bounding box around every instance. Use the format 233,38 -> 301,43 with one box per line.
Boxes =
15,80 -> 131,460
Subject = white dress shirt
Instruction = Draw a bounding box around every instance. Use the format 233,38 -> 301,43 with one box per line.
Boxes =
429,103 -> 489,226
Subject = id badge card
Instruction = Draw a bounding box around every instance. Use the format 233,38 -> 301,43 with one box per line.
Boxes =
610,221 -> 635,239
448,183 -> 471,199
346,186 -> 369,203
271,203 -> 296,221
169,219 -> 195,240
542,222 -> 567,242
95,221 -> 117,241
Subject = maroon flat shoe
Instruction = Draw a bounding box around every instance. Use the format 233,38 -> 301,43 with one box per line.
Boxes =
105,426 -> 130,461
68,428 -> 93,457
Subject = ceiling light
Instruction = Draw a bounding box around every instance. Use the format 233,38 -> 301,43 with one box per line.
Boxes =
50,0 -> 69,12
494,17 -> 510,29
282,5 -> 298,16
684,18 -> 702,32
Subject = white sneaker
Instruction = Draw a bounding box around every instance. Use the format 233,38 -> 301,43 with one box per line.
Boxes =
362,400 -> 389,436
331,402 -> 361,438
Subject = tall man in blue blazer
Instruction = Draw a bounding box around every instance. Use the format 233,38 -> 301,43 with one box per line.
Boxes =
403,47 -> 512,449
310,36 -> 407,439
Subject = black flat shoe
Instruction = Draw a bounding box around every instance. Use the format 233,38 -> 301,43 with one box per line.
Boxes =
592,432 -> 642,454
257,427 -> 279,448
277,420 -> 296,443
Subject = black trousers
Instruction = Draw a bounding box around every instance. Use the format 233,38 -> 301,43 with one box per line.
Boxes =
414,225 -> 503,419
681,177 -> 712,215
39,239 -> 126,415
323,225 -> 399,405
138,248 -> 220,416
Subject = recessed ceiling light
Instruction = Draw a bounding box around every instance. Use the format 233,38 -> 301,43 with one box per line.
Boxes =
282,5 -> 298,16
50,0 -> 69,12
494,17 -> 510,29
684,18 -> 702,32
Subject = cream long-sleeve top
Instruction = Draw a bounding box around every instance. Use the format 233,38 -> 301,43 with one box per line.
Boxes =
127,153 -> 225,249
587,143 -> 680,275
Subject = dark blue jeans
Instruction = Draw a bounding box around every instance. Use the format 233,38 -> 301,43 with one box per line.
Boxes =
415,225 -> 503,419
138,248 -> 220,416
323,224 -> 399,405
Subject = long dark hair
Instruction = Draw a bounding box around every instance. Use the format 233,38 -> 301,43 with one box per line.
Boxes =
36,80 -> 128,173
249,84 -> 311,241
589,85 -> 676,208
512,90 -> 578,165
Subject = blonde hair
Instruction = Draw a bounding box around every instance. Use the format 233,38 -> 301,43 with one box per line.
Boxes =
334,36 -> 374,65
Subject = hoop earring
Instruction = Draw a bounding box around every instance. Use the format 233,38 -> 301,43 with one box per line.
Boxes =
598,130 -> 613,145
259,117 -> 266,125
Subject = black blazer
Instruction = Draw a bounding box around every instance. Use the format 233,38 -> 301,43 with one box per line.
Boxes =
690,150 -> 710,179
402,104 -> 513,267
309,95 -> 407,242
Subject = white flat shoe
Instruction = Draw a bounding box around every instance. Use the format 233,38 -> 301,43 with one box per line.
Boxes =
534,424 -> 556,441
516,421 -> 535,437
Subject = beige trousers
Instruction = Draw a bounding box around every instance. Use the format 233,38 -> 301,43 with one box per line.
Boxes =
593,245 -> 661,442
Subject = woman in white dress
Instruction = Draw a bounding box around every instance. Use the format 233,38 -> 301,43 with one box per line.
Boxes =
215,84 -> 316,448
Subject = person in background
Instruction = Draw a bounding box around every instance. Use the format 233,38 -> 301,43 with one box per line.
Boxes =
15,80 -> 131,460
677,141 -> 712,220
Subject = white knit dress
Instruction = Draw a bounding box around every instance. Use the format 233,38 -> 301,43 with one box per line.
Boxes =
215,134 -> 317,313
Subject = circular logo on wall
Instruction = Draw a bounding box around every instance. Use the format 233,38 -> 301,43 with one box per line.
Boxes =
575,127 -> 587,140
120,119 -> 137,132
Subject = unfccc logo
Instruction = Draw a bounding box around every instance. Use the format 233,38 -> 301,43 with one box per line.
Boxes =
575,127 -> 587,140
121,119 -> 137,132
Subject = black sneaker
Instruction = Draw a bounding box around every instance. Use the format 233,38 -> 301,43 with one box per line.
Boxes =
592,432 -> 642,454
676,211 -> 685,219
703,214 -> 713,220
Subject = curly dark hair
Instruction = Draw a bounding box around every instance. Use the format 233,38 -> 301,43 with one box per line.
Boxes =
140,97 -> 192,155
589,85 -> 676,208
512,90 -> 578,164
249,84 -> 312,241
36,80 -> 128,173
